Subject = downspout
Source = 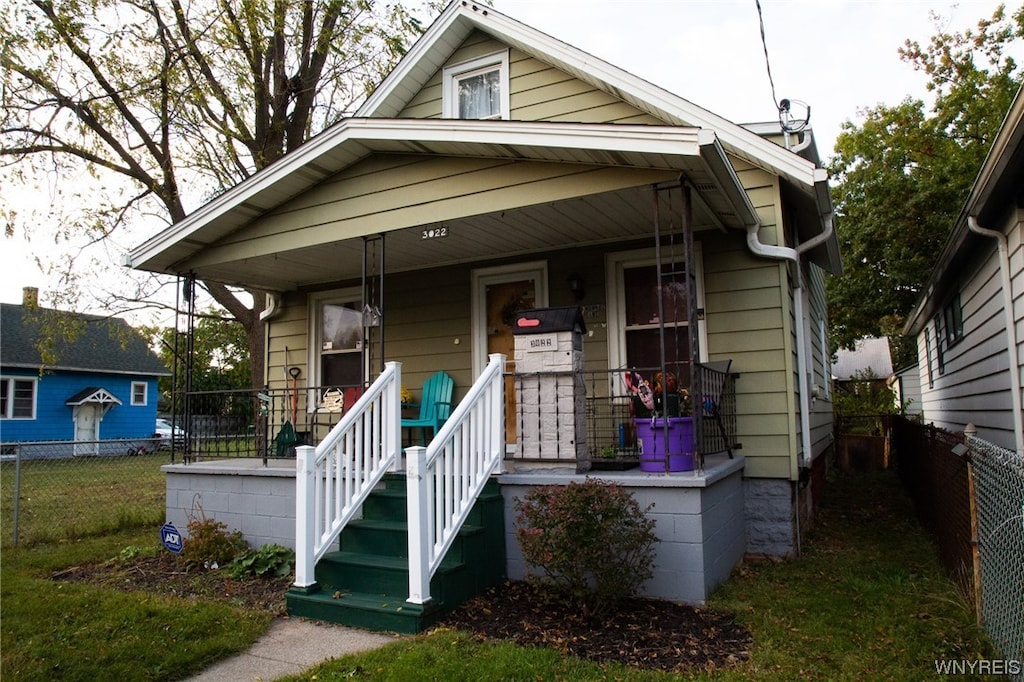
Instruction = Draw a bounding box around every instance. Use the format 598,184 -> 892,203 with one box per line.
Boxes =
968,216 -> 1024,456
745,211 -> 834,470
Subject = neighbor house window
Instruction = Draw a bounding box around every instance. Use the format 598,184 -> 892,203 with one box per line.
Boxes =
0,377 -> 37,419
131,381 -> 147,406
309,288 -> 365,391
924,328 -> 934,389
442,50 -> 510,120
941,293 -> 964,347
934,316 -> 946,375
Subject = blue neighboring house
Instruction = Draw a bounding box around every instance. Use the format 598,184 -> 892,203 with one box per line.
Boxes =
1,290 -> 170,455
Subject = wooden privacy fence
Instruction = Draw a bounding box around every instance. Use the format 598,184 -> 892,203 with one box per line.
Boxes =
834,414 -> 892,471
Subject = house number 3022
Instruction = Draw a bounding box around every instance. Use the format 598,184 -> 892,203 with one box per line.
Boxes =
421,226 -> 448,240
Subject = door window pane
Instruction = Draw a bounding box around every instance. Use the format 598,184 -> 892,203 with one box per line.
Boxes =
319,301 -> 363,389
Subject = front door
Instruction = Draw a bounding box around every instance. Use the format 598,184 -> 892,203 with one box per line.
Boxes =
473,263 -> 548,450
74,404 -> 101,456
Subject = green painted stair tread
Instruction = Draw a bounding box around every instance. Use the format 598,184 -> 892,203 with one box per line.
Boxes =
286,587 -> 444,635
318,550 -> 467,572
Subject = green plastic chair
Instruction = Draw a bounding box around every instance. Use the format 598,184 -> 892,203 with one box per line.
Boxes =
401,371 -> 455,445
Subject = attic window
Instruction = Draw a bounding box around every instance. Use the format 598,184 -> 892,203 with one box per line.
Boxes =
443,50 -> 509,120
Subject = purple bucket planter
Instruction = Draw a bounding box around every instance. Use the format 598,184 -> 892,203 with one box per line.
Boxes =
635,416 -> 694,472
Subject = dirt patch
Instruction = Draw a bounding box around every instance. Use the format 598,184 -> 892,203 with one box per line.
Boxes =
52,550 -> 292,615
439,580 -> 752,674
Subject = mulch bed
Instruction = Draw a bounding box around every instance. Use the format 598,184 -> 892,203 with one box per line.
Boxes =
53,556 -> 751,674
52,550 -> 292,615
439,580 -> 752,674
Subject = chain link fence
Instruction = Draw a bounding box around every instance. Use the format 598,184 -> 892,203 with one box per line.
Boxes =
892,416 -> 1023,679
968,434 -> 1024,678
1,439 -> 171,547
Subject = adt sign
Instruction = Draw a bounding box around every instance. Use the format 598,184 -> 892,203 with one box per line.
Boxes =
160,522 -> 183,554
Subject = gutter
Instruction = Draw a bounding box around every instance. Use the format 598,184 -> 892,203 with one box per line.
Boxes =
967,216 -> 1024,456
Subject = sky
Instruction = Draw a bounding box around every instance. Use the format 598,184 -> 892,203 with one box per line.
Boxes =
0,0 -> 1011,311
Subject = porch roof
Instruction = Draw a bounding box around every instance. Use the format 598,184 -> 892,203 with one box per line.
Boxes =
126,119 -> 762,291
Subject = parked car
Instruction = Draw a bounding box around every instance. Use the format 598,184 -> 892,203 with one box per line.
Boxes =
154,418 -> 186,447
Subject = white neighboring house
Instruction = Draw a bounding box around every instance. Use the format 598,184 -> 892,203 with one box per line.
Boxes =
904,85 -> 1024,457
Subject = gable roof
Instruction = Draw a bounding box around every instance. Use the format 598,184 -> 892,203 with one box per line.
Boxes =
126,0 -> 839,283
905,84 -> 1024,335
361,2 -> 819,186
360,1 -> 837,264
0,303 -> 169,377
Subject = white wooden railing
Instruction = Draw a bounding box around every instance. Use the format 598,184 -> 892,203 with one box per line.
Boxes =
405,353 -> 506,605
293,361 -> 402,588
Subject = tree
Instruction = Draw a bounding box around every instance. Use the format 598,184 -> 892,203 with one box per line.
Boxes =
827,4 -> 1023,368
146,311 -> 251,415
1,0 -> 432,389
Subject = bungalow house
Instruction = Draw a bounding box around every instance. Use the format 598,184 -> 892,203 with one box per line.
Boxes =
0,288 -> 170,456
127,2 -> 840,630
904,84 -> 1024,457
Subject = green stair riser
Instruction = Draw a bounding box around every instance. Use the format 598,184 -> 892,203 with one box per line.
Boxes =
286,474 -> 507,634
287,588 -> 442,635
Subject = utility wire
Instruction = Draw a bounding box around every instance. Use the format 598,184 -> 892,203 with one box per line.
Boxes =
755,0 -> 809,134
755,0 -> 780,114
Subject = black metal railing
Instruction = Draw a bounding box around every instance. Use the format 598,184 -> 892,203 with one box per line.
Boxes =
172,362 -> 739,468
169,383 -> 365,464
512,362 -> 738,466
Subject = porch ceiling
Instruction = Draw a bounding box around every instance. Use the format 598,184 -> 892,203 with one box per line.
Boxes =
127,119 -> 759,291
183,183 -> 730,290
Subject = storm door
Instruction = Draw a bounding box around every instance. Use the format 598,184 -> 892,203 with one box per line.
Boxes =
472,263 -> 548,450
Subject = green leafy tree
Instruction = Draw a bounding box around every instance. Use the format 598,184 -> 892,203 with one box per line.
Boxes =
146,311 -> 251,414
1,0 -> 433,388
827,4 -> 1023,368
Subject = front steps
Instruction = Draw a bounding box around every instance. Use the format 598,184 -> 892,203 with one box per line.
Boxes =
286,473 -> 506,634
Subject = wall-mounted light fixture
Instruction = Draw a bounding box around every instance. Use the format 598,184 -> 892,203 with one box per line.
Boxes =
567,273 -> 585,301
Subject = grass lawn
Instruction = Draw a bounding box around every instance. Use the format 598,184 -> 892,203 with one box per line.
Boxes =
1,453 -> 168,547
0,527 -> 271,682
1,468 -> 993,680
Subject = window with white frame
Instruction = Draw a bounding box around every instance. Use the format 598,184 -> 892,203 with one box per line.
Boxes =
607,248 -> 706,389
442,50 -> 510,120
0,376 -> 37,419
309,288 -> 365,390
131,381 -> 147,406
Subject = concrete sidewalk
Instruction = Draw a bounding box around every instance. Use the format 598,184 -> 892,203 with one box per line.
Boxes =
187,617 -> 400,681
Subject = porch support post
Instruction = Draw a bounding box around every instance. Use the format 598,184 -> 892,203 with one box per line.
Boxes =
653,187 -> 671,472
406,445 -> 432,605
680,183 -> 703,467
294,444 -> 317,588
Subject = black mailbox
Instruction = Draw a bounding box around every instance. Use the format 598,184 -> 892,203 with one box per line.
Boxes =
512,307 -> 586,335
513,307 -> 586,352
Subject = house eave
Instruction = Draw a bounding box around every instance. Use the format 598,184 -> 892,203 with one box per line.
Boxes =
127,119 -> 759,280
905,85 -> 1024,336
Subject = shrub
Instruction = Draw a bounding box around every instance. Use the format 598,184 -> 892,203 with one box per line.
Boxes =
228,544 -> 295,579
514,479 -> 657,613
179,514 -> 246,569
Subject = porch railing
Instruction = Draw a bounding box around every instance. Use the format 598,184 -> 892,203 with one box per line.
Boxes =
293,362 -> 402,588
405,353 -> 506,605
512,362 -> 738,465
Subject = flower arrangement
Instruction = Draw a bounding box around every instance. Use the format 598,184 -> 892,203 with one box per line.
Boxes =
400,385 -> 414,405
623,370 -> 690,417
